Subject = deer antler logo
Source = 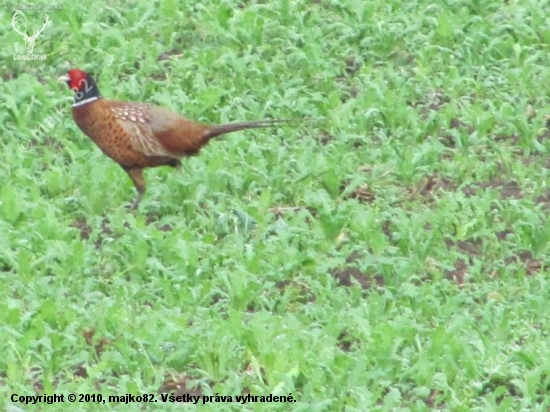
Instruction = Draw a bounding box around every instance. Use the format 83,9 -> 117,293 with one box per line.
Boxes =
11,11 -> 49,54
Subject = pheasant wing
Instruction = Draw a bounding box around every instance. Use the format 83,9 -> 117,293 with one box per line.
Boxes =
109,102 -> 177,158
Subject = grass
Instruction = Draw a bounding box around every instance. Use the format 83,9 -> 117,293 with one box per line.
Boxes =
1,0 -> 550,410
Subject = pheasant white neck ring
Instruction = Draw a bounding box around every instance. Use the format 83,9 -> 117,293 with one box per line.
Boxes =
72,96 -> 100,107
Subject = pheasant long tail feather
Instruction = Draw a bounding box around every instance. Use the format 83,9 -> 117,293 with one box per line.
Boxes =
201,118 -> 309,141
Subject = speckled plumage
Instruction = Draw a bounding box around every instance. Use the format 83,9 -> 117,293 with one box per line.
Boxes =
72,99 -> 207,167
61,69 -> 303,209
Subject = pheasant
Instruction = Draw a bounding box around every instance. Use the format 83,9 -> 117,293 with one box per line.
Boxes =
59,69 -> 306,209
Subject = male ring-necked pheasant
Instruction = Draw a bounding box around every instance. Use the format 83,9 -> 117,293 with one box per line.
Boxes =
60,69 -> 303,209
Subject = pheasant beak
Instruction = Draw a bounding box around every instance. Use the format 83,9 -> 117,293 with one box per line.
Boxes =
58,74 -> 70,84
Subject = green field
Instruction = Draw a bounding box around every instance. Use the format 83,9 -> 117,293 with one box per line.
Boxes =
1,0 -> 550,410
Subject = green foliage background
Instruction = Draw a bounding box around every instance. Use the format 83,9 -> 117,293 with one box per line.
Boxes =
1,0 -> 550,410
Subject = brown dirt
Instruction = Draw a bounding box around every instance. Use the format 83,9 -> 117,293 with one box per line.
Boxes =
443,233 -> 543,281
340,179 -> 375,203
158,373 -> 205,399
275,279 -> 316,303
157,50 -> 184,62
336,331 -> 357,352
70,214 -> 175,248
145,214 -> 174,231
407,90 -> 450,114
82,328 -> 111,358
445,258 -> 468,286
0,262 -> 13,272
70,219 -> 92,240
396,91 -> 547,282
441,118 -> 475,147
505,251 -> 542,276
268,205 -> 318,219
73,363 -> 88,379
344,55 -> 361,76
2,72 -> 17,81
409,174 -> 457,200
463,180 -> 523,200
330,251 -> 385,290
318,131 -> 335,145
